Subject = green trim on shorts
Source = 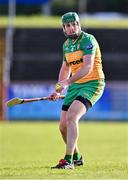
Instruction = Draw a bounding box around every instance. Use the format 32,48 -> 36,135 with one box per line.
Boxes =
63,79 -> 105,107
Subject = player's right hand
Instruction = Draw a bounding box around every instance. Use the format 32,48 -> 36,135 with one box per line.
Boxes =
48,92 -> 60,101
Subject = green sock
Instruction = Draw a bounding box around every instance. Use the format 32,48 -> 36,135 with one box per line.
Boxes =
64,155 -> 73,164
73,152 -> 81,160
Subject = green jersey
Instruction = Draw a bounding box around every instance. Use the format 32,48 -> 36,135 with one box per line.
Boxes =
63,31 -> 105,83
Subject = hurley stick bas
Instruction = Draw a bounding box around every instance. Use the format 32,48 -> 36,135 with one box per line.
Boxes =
6,95 -> 65,107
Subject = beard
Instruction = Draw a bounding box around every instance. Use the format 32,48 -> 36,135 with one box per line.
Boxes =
67,33 -> 79,40
64,29 -> 81,40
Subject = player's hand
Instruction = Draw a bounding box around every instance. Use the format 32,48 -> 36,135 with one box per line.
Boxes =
48,92 -> 61,101
55,83 -> 64,93
55,80 -> 69,93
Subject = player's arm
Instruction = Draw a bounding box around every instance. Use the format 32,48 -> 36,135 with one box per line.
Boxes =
67,54 -> 94,84
49,60 -> 70,99
55,55 -> 93,93
55,61 -> 71,93
58,61 -> 71,82
55,54 -> 94,93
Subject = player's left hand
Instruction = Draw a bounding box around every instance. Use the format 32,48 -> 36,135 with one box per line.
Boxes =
55,80 -> 69,93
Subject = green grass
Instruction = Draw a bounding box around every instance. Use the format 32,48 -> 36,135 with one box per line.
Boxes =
0,15 -> 128,28
0,121 -> 128,179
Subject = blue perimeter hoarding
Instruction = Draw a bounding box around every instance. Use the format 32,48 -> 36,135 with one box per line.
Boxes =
5,81 -> 128,121
0,0 -> 49,4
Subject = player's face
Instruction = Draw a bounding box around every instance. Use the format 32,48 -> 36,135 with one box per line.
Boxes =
63,21 -> 81,39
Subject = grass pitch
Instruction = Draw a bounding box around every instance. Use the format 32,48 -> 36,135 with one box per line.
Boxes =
0,121 -> 128,179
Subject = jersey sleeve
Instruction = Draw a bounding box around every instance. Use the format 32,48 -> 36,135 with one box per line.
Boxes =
81,35 -> 97,55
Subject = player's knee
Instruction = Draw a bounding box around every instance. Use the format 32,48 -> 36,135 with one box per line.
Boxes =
66,111 -> 78,124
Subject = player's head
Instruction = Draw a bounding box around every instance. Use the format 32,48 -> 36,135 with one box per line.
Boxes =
62,12 -> 81,39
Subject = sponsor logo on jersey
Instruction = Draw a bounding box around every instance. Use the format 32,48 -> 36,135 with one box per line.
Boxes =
69,58 -> 83,65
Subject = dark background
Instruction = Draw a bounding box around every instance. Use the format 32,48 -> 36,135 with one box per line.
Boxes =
10,28 -> 128,81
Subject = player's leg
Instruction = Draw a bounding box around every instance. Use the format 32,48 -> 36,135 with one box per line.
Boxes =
59,111 -> 67,143
65,100 -> 87,161
51,109 -> 83,169
59,111 -> 81,160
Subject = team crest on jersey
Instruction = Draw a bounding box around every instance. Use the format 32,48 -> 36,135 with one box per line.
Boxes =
86,43 -> 93,50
